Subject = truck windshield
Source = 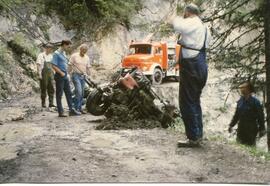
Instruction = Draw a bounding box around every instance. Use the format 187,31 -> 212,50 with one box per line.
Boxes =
129,45 -> 152,55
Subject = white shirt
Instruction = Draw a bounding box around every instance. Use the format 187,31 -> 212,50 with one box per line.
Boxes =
173,16 -> 211,58
69,52 -> 91,74
36,52 -> 53,75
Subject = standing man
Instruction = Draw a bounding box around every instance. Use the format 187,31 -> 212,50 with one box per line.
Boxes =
69,44 -> 91,114
36,43 -> 55,108
228,81 -> 266,146
51,40 -> 81,117
173,3 -> 211,147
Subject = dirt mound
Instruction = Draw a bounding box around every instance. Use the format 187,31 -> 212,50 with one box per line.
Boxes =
95,118 -> 161,130
95,103 -> 162,130
95,99 -> 179,130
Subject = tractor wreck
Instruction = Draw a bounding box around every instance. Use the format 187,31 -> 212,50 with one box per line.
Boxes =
84,67 -> 179,130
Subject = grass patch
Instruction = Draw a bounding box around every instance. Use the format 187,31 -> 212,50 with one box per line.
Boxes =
0,43 -> 15,99
168,117 -> 185,133
234,142 -> 270,161
8,32 -> 38,60
156,23 -> 174,38
208,134 -> 270,161
208,135 -> 227,142
40,0 -> 143,39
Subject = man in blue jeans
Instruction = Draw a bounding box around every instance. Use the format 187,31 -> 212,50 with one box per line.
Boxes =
51,40 -> 81,117
69,44 -> 91,114
173,3 -> 211,147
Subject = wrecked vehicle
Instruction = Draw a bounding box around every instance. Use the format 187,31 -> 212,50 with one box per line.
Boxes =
84,67 -> 179,129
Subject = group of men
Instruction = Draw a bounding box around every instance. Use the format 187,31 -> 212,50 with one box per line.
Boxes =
36,3 -> 266,148
36,40 -> 91,117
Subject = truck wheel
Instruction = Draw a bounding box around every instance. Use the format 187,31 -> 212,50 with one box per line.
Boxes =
152,68 -> 163,85
86,89 -> 109,116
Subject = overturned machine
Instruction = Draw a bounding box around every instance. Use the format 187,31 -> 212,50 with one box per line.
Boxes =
84,67 -> 179,129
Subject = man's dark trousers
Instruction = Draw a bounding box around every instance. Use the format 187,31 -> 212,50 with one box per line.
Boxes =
40,66 -> 54,106
179,50 -> 208,141
55,73 -> 73,114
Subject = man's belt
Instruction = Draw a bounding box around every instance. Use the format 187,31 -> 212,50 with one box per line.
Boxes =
181,44 -> 201,51
73,72 -> 84,76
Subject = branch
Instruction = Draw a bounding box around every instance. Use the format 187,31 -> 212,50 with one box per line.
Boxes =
203,0 -> 251,22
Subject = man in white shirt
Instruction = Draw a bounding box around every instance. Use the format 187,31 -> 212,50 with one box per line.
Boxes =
36,43 -> 55,108
69,44 -> 91,114
173,3 -> 211,147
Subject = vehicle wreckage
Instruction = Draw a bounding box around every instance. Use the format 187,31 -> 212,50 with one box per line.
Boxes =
82,67 -> 179,130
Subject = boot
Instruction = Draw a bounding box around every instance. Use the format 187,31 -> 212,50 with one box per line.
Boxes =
49,97 -> 55,108
49,103 -> 56,108
69,109 -> 81,116
59,113 -> 68,117
42,100 -> 46,108
177,139 -> 202,148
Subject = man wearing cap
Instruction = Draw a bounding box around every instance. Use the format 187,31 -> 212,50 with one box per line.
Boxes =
36,43 -> 55,108
228,81 -> 266,146
51,40 -> 81,117
172,3 -> 211,147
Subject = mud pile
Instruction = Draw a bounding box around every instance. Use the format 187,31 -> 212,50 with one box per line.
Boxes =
95,103 -> 162,130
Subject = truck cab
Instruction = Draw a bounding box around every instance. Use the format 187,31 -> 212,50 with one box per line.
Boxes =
121,41 -> 181,84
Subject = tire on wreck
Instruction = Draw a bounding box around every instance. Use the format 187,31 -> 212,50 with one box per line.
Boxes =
86,89 -> 109,116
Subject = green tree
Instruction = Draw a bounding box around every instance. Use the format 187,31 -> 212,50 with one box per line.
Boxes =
41,0 -> 142,40
199,0 -> 269,151
263,0 -> 270,152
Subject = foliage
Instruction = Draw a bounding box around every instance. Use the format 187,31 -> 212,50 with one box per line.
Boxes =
233,142 -> 270,161
175,0 -> 265,90
208,134 -> 270,160
157,23 -> 175,38
0,43 -> 14,99
0,43 -> 11,62
202,0 -> 265,90
8,33 -> 38,59
169,117 -> 185,133
40,0 -> 142,38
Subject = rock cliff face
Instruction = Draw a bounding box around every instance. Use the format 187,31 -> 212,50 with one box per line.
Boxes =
0,0 -> 178,99
0,6 -> 75,99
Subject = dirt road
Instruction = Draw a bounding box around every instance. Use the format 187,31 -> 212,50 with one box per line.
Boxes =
0,92 -> 270,183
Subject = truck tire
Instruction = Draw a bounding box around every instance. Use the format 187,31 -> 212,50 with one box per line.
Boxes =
86,89 -> 109,116
152,68 -> 163,85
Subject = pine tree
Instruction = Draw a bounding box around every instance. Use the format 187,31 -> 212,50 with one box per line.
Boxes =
263,0 -> 270,152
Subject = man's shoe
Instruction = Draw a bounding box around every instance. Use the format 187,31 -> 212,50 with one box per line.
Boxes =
69,109 -> 81,116
80,110 -> 87,114
177,139 -> 201,148
42,101 -> 46,108
49,104 -> 56,108
59,113 -> 68,117
42,103 -> 46,108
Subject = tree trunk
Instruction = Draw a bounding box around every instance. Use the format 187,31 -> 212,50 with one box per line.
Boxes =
264,0 -> 270,152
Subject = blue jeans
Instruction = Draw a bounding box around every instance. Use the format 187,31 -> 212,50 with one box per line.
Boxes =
55,73 -> 73,114
72,73 -> 85,111
179,50 -> 208,141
